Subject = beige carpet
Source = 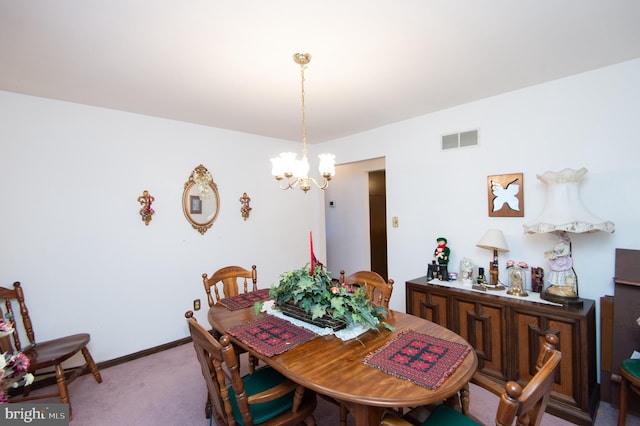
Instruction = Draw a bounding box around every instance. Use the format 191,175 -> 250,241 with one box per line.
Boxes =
24,342 -> 639,425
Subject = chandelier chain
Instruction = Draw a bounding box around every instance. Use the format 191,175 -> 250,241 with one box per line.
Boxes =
300,62 -> 307,159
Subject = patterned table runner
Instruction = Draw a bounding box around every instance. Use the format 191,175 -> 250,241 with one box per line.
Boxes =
363,329 -> 471,390
218,289 -> 271,311
226,315 -> 318,357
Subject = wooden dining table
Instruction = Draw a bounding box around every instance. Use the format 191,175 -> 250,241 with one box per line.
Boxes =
208,302 -> 478,426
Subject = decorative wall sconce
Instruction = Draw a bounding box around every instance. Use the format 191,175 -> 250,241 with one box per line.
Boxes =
137,190 -> 155,226
239,192 -> 252,221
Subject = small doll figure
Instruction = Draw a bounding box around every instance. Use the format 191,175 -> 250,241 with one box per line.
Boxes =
544,235 -> 577,297
434,237 -> 450,265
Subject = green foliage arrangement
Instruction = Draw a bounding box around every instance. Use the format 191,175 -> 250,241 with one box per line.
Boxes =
269,264 -> 392,331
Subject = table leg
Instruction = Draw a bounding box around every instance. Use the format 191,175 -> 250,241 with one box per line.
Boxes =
460,383 -> 470,416
346,402 -> 384,426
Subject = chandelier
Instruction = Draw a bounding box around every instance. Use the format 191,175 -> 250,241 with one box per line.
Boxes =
271,53 -> 336,193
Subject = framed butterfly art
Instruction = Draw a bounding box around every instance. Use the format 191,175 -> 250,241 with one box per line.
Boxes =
487,173 -> 524,217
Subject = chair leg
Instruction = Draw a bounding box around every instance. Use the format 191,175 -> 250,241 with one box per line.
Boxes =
248,354 -> 258,373
619,375 -> 629,426
81,346 -> 103,383
205,399 -> 212,419
55,363 -> 72,420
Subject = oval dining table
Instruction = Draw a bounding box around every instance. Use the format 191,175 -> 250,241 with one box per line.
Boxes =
208,303 -> 478,426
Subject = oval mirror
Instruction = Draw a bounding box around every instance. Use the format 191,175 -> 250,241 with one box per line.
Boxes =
182,164 -> 220,235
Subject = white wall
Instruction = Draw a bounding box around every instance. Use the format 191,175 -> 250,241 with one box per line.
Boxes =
319,59 -> 640,368
2,58 -> 639,370
0,91 -> 328,362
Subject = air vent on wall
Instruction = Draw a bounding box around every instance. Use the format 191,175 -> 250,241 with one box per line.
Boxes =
442,129 -> 478,150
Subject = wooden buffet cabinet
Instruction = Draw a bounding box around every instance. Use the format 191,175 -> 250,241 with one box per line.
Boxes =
406,277 -> 598,425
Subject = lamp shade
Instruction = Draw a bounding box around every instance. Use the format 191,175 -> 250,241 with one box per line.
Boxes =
523,168 -> 615,234
476,229 -> 509,252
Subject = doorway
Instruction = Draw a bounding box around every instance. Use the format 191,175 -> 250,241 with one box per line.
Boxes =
325,158 -> 387,280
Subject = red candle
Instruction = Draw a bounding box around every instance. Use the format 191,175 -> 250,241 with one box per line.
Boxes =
310,231 -> 315,274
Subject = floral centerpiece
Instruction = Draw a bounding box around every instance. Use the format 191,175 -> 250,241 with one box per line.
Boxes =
0,320 -> 34,403
269,264 -> 392,332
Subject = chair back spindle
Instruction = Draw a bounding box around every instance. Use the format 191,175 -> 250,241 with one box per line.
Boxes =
202,265 -> 258,307
339,270 -> 394,308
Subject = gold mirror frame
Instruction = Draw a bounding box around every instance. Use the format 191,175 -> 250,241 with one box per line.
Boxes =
182,164 -> 220,235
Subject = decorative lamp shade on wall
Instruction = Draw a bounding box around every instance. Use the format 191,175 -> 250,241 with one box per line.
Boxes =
523,167 -> 615,305
523,168 -> 615,234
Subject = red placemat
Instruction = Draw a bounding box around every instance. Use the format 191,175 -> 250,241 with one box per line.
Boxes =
363,329 -> 472,390
226,315 -> 318,357
218,289 -> 271,311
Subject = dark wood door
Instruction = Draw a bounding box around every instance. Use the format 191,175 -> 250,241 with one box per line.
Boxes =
368,170 -> 387,281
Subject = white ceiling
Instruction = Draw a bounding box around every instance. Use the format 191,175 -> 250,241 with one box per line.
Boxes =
2,1 -> 640,143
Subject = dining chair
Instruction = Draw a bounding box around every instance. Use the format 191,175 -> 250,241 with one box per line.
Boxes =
618,358 -> 640,426
380,333 -> 562,426
339,270 -> 394,308
185,311 -> 317,426
0,281 -> 102,420
202,264 -> 258,307
338,270 -> 394,425
202,264 -> 259,373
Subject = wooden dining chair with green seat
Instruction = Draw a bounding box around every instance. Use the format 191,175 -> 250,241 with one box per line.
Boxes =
618,358 -> 640,426
202,264 -> 259,373
185,311 -> 317,426
338,270 -> 395,426
0,281 -> 103,420
380,333 -> 562,426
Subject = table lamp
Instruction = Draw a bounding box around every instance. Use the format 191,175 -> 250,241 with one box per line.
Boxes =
523,167 -> 614,305
476,229 -> 509,287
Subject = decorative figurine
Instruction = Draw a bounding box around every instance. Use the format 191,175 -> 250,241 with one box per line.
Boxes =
544,234 -> 577,297
531,267 -> 544,293
506,260 -> 528,297
477,267 -> 486,284
434,237 -> 450,265
459,257 -> 474,284
472,267 -> 488,291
